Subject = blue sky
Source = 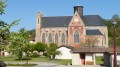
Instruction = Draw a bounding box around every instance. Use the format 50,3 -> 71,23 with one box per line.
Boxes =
0,0 -> 120,32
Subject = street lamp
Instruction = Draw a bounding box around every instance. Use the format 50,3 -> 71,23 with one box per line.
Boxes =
111,18 -> 117,67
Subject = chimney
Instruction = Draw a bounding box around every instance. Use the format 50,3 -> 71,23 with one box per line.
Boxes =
74,6 -> 83,16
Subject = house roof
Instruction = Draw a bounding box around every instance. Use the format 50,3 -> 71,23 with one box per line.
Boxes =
58,45 -> 74,50
72,47 -> 120,53
86,30 -> 103,35
42,16 -> 72,28
41,15 -> 105,28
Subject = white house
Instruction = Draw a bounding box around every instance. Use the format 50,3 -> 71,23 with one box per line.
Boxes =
55,45 -> 74,59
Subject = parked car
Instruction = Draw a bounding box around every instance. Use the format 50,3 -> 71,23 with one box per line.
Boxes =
0,61 -> 6,67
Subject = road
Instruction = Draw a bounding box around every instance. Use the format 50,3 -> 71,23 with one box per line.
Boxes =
5,62 -> 67,67
5,62 -> 107,67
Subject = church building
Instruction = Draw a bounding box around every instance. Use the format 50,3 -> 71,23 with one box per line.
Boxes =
35,6 -> 108,48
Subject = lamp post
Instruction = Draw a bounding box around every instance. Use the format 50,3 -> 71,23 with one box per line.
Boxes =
111,19 -> 117,67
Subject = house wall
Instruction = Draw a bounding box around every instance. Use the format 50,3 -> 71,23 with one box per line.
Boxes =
104,53 -> 110,66
68,12 -> 85,48
86,26 -> 108,47
55,47 -> 72,59
35,12 -> 108,48
40,27 -> 68,46
85,53 -> 95,65
85,36 -> 104,47
72,53 -> 81,65
86,54 -> 93,61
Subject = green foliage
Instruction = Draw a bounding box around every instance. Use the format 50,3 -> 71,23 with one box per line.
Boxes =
34,42 -> 47,52
29,44 -> 35,52
8,28 -> 30,60
104,14 -> 120,46
32,52 -> 39,57
0,0 -> 7,15
27,29 -> 35,37
96,56 -> 104,64
46,43 -> 60,59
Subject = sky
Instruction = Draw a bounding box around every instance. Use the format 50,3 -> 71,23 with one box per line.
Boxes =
0,0 -> 120,32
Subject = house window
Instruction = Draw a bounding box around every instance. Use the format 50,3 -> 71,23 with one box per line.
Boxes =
48,33 -> 52,44
74,31 -> 79,43
55,33 -> 58,44
42,33 -> 45,43
38,19 -> 39,23
62,33 -> 65,45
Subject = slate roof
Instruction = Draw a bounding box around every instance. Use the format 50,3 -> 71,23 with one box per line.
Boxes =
41,15 -> 105,28
81,15 -> 105,26
86,29 -> 103,35
42,16 -> 72,27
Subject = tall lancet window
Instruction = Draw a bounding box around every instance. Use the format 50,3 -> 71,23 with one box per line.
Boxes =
48,33 -> 52,44
42,33 -> 45,43
38,19 -> 39,23
74,31 -> 79,43
62,33 -> 65,45
55,33 -> 58,44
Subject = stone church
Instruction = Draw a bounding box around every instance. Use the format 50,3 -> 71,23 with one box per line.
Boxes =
35,6 -> 108,48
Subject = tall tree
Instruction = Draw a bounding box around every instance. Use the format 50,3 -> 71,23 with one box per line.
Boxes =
104,14 -> 120,46
0,0 -> 7,15
9,28 -> 30,60
0,0 -> 21,57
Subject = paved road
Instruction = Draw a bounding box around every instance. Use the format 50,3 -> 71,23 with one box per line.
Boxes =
5,62 -> 107,67
5,62 -> 66,67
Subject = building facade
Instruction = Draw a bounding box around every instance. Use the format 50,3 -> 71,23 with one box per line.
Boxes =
35,6 -> 108,48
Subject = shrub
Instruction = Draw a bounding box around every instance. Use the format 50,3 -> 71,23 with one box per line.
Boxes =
32,52 -> 39,57
34,42 -> 47,52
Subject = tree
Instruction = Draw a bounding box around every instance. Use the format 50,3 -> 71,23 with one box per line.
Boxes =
9,28 -> 30,60
0,0 -> 7,15
104,14 -> 120,46
82,36 -> 99,47
46,43 -> 60,59
27,29 -> 35,37
34,42 -> 47,55
0,0 -> 20,56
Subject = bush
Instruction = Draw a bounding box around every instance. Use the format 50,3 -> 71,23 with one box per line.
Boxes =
34,42 -> 47,52
32,52 -> 39,57
47,43 -> 60,59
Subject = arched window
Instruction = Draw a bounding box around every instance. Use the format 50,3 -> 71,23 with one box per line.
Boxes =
55,33 -> 58,44
74,31 -> 79,43
62,33 -> 65,45
42,33 -> 45,43
38,19 -> 39,23
48,33 -> 52,43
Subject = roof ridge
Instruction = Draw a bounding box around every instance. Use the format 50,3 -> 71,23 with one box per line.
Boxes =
42,16 -> 72,18
82,15 -> 100,16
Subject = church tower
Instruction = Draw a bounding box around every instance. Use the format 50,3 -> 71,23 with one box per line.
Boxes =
35,12 -> 42,43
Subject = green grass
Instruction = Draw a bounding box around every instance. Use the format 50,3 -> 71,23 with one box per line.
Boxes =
96,56 -> 104,64
48,59 -> 72,65
0,57 -> 72,65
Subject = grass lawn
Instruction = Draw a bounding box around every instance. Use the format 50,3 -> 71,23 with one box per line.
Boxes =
0,56 -> 71,65
96,56 -> 104,65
